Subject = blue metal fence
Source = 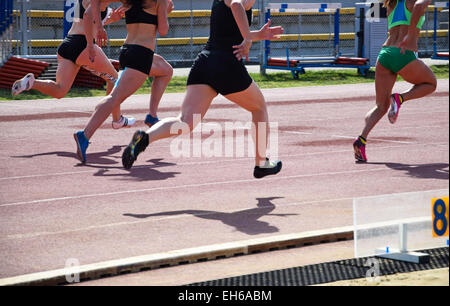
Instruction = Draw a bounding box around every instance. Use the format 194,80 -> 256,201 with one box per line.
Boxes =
1,0 -> 13,36
1,0 -> 14,65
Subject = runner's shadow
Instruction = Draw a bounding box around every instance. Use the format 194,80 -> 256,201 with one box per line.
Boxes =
90,159 -> 179,181
124,197 -> 297,235
94,167 -> 180,181
11,145 -> 124,165
367,162 -> 449,180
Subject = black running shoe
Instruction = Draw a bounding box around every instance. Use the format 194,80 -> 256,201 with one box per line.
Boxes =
122,130 -> 149,169
253,158 -> 282,179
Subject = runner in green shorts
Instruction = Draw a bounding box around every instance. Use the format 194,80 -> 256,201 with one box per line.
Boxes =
353,0 -> 437,162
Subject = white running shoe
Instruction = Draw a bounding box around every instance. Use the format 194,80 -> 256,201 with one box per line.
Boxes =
12,73 -> 35,96
112,116 -> 136,129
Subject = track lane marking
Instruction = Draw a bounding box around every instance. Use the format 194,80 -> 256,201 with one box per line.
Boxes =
2,196 -> 356,240
1,159 -> 449,208
0,141 -> 448,182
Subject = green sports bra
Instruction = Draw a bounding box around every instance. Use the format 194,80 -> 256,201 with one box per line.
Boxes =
388,0 -> 425,30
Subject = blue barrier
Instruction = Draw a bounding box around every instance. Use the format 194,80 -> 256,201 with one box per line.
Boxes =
432,2 -> 449,60
1,0 -> 13,35
1,0 -> 14,66
262,3 -> 370,79
0,0 -> 5,34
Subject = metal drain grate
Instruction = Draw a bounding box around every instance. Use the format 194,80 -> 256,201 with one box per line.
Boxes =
188,247 -> 449,286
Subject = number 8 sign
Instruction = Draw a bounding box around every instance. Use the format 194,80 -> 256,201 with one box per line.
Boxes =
432,197 -> 449,237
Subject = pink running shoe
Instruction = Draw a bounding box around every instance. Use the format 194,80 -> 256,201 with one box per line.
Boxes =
353,137 -> 367,162
388,93 -> 403,124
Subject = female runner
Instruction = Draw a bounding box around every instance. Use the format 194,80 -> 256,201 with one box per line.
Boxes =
353,0 -> 437,162
74,0 -> 173,163
121,0 -> 284,179
12,0 -> 136,129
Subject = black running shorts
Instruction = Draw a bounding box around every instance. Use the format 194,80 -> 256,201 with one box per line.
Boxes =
119,44 -> 154,75
187,50 -> 253,95
57,34 -> 88,64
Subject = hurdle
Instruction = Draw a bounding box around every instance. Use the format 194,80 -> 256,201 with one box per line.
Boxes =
262,3 -> 370,79
431,2 -> 449,60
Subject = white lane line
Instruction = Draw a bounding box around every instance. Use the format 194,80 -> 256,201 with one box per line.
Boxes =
0,141 -> 448,182
376,124 -> 449,132
331,134 -> 415,144
281,109 -> 449,123
0,170 -> 101,181
283,131 -> 314,135
66,110 -> 93,114
2,162 -> 447,208
2,196 -> 355,240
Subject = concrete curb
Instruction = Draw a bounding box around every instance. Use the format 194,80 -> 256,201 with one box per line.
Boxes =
0,226 -> 353,286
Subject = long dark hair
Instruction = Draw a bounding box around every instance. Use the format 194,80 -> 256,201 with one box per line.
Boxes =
123,0 -> 144,8
383,0 -> 398,9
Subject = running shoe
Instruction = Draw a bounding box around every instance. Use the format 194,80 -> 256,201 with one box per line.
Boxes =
12,73 -> 35,96
112,115 -> 136,129
388,93 -> 403,124
73,131 -> 90,163
253,158 -> 283,179
353,136 -> 367,162
144,114 -> 160,128
122,130 -> 149,170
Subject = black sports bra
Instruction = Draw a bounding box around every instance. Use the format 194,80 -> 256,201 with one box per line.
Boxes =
125,5 -> 158,25
76,0 -> 108,21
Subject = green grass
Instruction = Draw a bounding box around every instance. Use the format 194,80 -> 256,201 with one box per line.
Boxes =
1,64 -> 448,101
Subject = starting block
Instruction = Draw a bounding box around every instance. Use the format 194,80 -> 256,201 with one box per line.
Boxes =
353,189 -> 449,264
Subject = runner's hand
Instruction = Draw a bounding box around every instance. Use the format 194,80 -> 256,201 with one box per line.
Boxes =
108,6 -> 126,24
167,0 -> 174,14
258,19 -> 284,41
233,38 -> 252,61
398,34 -> 418,54
96,25 -> 108,47
87,44 -> 96,63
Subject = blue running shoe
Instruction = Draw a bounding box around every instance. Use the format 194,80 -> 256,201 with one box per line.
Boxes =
144,114 -> 159,127
73,131 -> 89,163
122,130 -> 149,169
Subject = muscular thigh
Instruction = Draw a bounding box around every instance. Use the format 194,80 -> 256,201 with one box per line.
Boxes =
149,53 -> 172,77
55,55 -> 81,91
180,85 -> 217,127
77,45 -> 118,80
398,59 -> 436,85
225,82 -> 266,113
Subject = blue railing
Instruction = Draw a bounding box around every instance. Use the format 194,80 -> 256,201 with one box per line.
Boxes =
1,0 -> 13,36
1,0 -> 14,65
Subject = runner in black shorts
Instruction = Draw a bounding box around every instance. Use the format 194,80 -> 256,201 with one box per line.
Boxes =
12,0 -> 140,129
73,0 -> 174,163
122,0 -> 285,179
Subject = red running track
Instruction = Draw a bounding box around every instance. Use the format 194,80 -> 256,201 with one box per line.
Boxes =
0,80 -> 448,278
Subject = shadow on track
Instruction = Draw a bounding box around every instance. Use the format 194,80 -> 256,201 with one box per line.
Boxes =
124,197 -> 297,235
11,145 -> 125,165
92,158 -> 180,181
365,162 -> 449,180
12,146 -> 180,181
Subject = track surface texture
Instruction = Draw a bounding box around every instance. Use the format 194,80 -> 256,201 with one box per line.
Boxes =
0,80 -> 448,279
